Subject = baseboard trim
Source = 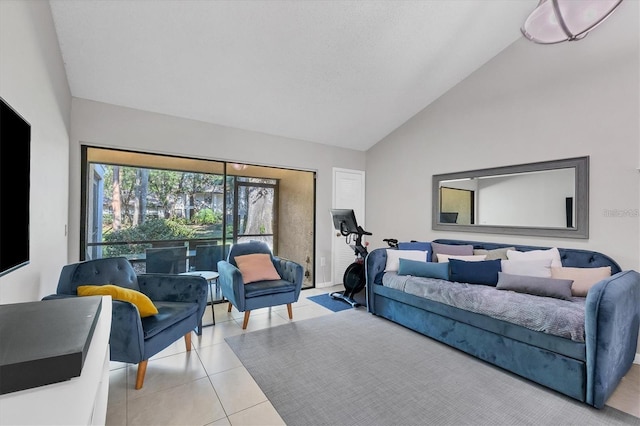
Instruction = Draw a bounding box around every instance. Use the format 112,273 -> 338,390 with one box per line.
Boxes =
634,353 -> 640,365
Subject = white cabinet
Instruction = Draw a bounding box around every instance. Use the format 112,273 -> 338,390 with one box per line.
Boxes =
0,296 -> 112,426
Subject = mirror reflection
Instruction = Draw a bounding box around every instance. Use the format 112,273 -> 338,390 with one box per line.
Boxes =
432,157 -> 589,239
440,168 -> 575,228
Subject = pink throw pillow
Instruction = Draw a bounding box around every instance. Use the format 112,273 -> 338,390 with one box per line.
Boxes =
235,253 -> 281,284
551,266 -> 612,297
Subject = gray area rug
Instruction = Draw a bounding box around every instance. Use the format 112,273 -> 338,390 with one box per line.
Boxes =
225,309 -> 639,426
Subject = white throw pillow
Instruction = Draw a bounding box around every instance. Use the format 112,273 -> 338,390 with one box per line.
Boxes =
506,248 -> 562,268
501,259 -> 553,278
385,249 -> 428,272
436,254 -> 487,263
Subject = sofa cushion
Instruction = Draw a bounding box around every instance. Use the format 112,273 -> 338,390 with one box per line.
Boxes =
385,249 -> 428,272
141,301 -> 198,339
431,242 -> 473,263
382,271 -> 586,342
507,247 -> 562,268
244,279 -> 297,298
398,258 -> 449,280
496,272 -> 573,300
449,259 -> 502,286
235,253 -> 281,284
501,259 -> 553,278
437,254 -> 487,263
474,247 -> 515,260
551,266 -> 612,297
398,241 -> 432,262
77,284 -> 158,317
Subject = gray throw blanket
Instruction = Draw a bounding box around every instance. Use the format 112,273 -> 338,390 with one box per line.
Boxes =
382,272 -> 586,342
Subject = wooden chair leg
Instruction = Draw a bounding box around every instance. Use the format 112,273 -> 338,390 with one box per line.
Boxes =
135,360 -> 148,390
242,311 -> 251,329
287,303 -> 293,320
184,332 -> 192,352
228,302 -> 233,312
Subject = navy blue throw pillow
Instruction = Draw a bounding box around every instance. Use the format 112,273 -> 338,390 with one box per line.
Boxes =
449,259 -> 502,286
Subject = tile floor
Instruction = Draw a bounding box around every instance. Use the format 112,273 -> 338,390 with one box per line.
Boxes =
106,286 -> 336,426
106,285 -> 640,425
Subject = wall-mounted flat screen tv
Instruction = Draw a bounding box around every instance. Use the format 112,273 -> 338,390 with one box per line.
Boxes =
0,97 -> 31,276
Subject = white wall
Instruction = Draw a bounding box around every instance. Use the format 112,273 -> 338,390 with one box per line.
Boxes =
477,169 -> 574,227
69,98 -> 366,281
0,1 -> 71,303
366,3 -> 639,272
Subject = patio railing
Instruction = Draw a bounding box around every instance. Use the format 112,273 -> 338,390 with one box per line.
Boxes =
86,235 -> 274,274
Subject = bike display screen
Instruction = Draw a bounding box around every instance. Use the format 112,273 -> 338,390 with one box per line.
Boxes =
330,209 -> 359,235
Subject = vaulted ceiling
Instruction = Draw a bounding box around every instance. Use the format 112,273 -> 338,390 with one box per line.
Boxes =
50,1 -> 540,151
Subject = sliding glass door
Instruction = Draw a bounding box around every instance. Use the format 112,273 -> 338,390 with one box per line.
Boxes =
232,178 -> 277,247
81,147 -> 316,288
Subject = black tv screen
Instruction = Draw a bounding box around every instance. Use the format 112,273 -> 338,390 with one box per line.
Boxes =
0,97 -> 30,276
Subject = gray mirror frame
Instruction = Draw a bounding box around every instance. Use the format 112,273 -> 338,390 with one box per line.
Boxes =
432,156 -> 589,239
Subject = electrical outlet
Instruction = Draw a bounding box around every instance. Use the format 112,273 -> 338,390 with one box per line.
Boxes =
320,257 -> 326,267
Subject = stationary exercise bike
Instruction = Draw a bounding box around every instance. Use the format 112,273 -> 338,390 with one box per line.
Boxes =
329,209 -> 372,308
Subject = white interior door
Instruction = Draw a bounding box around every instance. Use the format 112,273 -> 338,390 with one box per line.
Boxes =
332,168 -> 365,285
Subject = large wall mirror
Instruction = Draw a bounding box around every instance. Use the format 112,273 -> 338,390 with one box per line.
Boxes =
432,156 -> 589,239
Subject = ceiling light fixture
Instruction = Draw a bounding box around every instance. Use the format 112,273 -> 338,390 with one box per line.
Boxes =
521,0 -> 624,44
231,163 -> 248,171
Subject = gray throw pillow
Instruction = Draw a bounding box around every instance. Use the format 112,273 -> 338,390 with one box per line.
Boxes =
473,247 -> 515,261
431,242 -> 473,263
496,272 -> 574,300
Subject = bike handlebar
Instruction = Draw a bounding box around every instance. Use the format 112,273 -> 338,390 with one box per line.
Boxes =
339,224 -> 372,237
358,226 -> 372,236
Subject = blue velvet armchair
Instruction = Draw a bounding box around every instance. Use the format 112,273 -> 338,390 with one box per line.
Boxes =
42,257 -> 208,389
217,241 -> 304,329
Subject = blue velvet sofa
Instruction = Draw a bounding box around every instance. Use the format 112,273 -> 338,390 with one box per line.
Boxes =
365,238 -> 640,408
